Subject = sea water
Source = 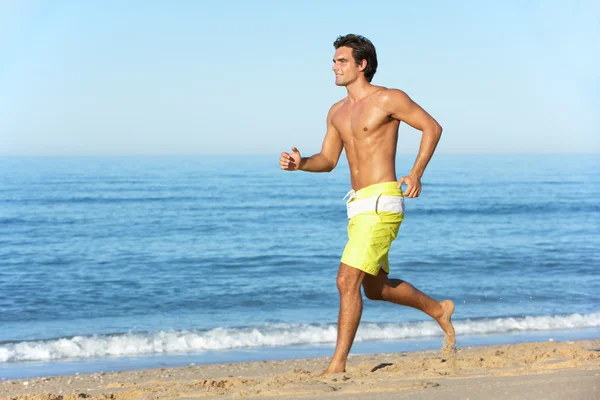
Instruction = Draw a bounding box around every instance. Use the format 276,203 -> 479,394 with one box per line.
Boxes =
0,154 -> 598,379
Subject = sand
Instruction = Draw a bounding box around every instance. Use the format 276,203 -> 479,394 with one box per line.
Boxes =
2,339 -> 599,400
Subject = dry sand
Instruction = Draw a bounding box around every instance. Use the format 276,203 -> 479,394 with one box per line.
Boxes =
2,339 -> 599,400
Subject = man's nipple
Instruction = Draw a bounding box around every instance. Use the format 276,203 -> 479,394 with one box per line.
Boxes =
363,127 -> 368,131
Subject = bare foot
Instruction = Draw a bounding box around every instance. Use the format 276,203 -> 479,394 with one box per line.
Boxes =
320,364 -> 345,377
436,300 -> 456,348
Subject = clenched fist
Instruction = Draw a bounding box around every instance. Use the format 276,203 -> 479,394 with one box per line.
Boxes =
279,147 -> 302,171
398,174 -> 422,198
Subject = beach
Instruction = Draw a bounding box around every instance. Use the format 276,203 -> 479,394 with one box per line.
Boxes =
2,339 -> 599,399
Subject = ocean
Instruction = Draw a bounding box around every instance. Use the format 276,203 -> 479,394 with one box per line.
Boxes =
1,154 -> 599,380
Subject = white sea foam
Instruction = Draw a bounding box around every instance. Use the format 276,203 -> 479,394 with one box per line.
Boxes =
1,313 -> 599,363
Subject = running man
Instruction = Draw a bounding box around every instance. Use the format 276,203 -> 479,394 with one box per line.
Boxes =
279,34 -> 456,376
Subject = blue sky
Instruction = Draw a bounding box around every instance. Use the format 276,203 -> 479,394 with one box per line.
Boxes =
1,1 -> 598,156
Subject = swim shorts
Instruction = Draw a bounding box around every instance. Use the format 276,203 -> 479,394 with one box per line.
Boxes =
341,181 -> 404,276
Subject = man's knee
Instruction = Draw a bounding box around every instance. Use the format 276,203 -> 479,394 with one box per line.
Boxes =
362,271 -> 387,300
362,284 -> 384,300
336,263 -> 364,293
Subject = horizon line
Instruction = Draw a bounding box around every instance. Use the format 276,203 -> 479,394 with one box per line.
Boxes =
0,152 -> 599,158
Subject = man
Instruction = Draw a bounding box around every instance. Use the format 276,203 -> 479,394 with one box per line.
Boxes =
279,34 -> 455,376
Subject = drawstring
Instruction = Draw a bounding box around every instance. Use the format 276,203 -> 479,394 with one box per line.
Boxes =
343,189 -> 358,201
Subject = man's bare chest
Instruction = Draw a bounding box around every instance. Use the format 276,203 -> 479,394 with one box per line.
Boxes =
332,104 -> 392,138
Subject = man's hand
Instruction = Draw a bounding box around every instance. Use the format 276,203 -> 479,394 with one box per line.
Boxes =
279,147 -> 302,171
398,174 -> 422,198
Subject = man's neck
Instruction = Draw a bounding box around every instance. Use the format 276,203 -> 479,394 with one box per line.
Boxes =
345,80 -> 375,103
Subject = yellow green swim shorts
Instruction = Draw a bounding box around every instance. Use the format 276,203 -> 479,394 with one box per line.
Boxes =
341,181 -> 404,276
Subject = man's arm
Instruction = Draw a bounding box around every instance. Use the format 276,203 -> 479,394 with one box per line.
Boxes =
280,105 -> 344,173
382,89 -> 442,197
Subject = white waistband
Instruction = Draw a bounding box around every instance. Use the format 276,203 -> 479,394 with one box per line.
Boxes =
347,195 -> 404,219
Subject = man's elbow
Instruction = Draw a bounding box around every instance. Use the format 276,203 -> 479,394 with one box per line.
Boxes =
430,122 -> 442,139
319,153 -> 337,172
326,160 -> 337,172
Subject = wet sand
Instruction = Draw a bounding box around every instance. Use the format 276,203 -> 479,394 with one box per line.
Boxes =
2,339 -> 599,400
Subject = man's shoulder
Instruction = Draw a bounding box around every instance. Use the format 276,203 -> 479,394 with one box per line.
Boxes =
327,98 -> 347,117
375,87 -> 408,102
330,98 -> 347,110
375,88 -> 412,112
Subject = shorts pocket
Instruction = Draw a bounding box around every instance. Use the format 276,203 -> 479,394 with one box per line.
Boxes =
374,194 -> 383,215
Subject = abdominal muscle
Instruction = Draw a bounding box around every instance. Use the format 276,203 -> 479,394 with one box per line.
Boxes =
344,124 -> 400,191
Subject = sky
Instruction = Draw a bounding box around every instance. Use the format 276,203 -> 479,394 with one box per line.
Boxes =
0,0 -> 598,156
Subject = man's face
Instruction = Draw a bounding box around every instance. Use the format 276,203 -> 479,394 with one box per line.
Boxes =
332,46 -> 362,86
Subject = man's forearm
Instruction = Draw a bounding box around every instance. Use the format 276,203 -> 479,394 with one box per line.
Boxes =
409,125 -> 442,178
299,153 -> 335,172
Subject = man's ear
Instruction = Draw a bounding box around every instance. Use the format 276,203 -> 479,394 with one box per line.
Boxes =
359,59 -> 367,72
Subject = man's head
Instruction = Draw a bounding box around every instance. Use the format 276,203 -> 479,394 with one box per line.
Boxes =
332,34 -> 378,86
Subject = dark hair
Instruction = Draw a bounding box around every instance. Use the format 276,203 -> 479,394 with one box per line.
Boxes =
333,34 -> 378,82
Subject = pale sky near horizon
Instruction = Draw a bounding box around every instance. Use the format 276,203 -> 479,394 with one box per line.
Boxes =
0,1 -> 598,156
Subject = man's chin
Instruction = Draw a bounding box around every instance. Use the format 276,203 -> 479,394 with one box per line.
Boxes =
334,81 -> 346,87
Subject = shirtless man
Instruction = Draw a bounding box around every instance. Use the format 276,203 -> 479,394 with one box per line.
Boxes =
279,34 -> 455,376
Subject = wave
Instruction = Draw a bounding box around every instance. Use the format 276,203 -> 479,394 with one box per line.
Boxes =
1,313 -> 598,363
